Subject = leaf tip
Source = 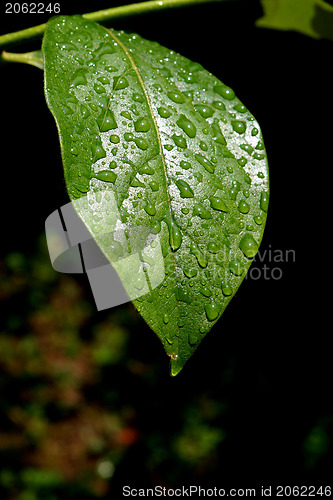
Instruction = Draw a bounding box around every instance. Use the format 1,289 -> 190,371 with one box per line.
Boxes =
169,355 -> 184,377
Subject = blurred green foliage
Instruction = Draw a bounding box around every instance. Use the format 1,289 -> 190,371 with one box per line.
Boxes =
1,235 -> 332,499
0,237 -> 232,498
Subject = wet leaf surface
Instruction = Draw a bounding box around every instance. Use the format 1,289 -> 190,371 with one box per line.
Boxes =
43,15 -> 269,374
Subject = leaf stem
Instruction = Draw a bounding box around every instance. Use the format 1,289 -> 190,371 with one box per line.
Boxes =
1,50 -> 44,69
0,0 -> 229,50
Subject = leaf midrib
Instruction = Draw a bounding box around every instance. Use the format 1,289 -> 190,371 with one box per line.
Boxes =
102,26 -> 182,346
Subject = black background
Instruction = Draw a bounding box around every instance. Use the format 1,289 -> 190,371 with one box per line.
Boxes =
0,0 -> 331,493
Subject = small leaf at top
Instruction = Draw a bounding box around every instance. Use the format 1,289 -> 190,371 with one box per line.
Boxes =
42,15 -> 269,375
257,0 -> 333,41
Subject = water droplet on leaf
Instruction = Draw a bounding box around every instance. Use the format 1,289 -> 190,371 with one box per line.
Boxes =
205,298 -> 219,321
229,258 -> 244,276
239,233 -> 258,258
209,196 -> 228,212
176,114 -> 196,138
175,179 -> 194,198
167,91 -> 185,103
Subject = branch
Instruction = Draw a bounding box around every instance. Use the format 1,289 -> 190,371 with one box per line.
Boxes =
0,0 -> 230,50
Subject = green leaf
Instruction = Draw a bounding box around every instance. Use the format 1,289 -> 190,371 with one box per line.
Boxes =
257,0 -> 333,41
42,15 -> 269,375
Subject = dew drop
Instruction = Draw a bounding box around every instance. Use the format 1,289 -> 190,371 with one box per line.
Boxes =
71,70 -> 88,87
176,115 -> 197,138
95,170 -> 117,183
238,157 -> 247,167
163,313 -> 169,324
193,203 -> 212,219
209,196 -> 228,212
229,258 -> 244,276
164,214 -> 182,251
153,82 -> 163,92
179,288 -> 191,304
173,134 -> 187,149
73,182 -> 89,194
212,100 -> 226,111
94,83 -> 106,94
131,177 -> 145,187
231,120 -> 247,134
222,284 -> 233,296
230,180 -> 241,200
144,201 -> 156,216
214,84 -> 235,100
121,110 -> 132,120
200,287 -> 212,297
183,268 -> 197,278
105,65 -> 118,73
97,109 -> 118,132
113,76 -> 129,90
138,165 -> 154,176
110,134 -> 120,144
175,179 -> 194,198
134,276 -> 145,290
211,119 -> 227,145
260,191 -> 269,212
205,298 -> 219,321
71,145 -> 79,156
207,242 -> 219,254
190,241 -> 207,268
238,199 -> 250,214
180,160 -> 191,170
132,92 -> 144,103
233,103 -> 247,113
239,233 -> 258,258
149,181 -> 159,191
240,143 -> 254,156
124,132 -> 134,142
134,137 -> 149,150
157,107 -> 171,118
167,91 -> 185,103
195,103 -> 215,118
97,43 -> 115,56
80,104 -> 91,119
91,137 -> 107,162
195,154 -> 215,173
254,152 -> 265,160
134,117 -> 151,132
